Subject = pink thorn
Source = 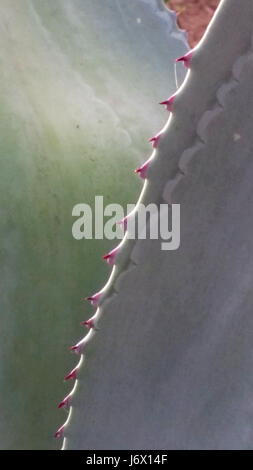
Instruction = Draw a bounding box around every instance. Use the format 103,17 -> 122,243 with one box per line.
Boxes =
149,131 -> 163,149
65,366 -> 78,381
54,424 -> 65,439
176,50 -> 193,68
58,393 -> 71,409
117,215 -> 128,232
81,317 -> 95,329
70,342 -> 83,355
85,291 -> 102,307
103,246 -> 119,266
135,159 -> 151,179
159,94 -> 175,113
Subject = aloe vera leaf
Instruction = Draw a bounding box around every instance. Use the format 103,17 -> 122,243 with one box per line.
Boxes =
65,0 -> 253,450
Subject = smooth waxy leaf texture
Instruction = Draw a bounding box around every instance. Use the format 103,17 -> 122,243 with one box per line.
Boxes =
64,0 -> 253,450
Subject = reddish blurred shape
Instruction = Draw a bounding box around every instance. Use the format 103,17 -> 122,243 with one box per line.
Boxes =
166,0 -> 220,47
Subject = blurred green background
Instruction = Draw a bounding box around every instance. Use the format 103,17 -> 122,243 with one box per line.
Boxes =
0,0 -> 187,449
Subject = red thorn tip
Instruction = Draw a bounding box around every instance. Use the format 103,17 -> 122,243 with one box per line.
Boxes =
159,95 -> 175,113
70,344 -> 82,355
117,216 -> 128,231
149,132 -> 162,149
85,292 -> 101,307
65,367 -> 78,381
58,394 -> 71,409
103,247 -> 119,265
82,318 -> 94,329
175,50 -> 193,68
54,425 -> 65,438
135,159 -> 151,179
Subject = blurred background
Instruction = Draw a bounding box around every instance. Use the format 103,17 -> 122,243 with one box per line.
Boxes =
166,0 -> 220,46
0,0 -> 219,449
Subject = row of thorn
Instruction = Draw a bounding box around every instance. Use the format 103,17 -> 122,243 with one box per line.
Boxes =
54,49 -> 193,439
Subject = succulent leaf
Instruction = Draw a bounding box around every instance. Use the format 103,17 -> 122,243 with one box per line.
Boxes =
64,0 -> 253,450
